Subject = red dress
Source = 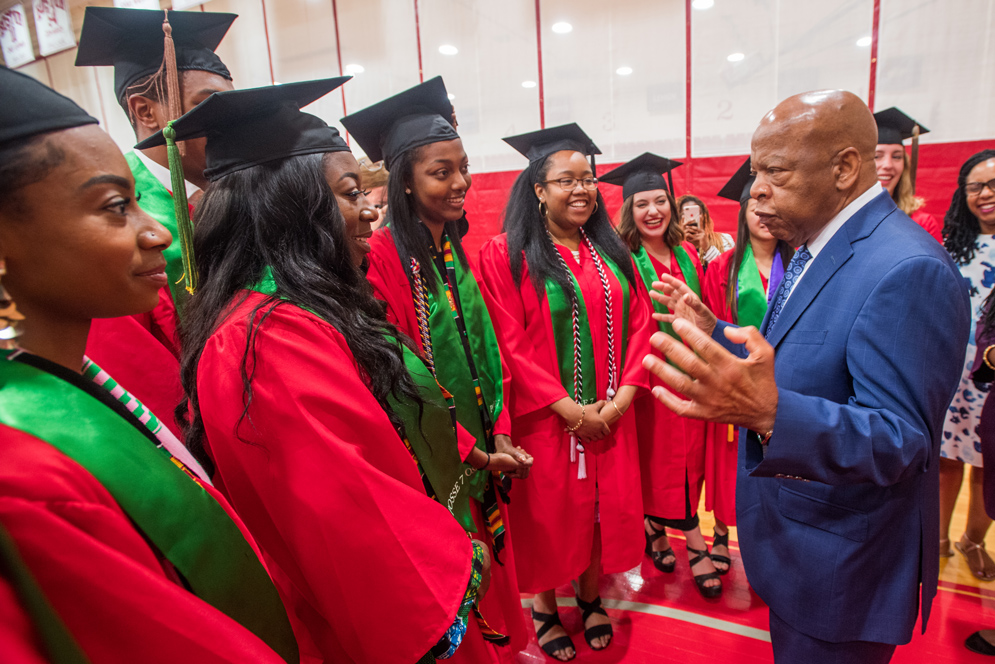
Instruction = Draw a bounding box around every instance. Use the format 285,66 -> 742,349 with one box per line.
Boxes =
197,293 -> 482,664
636,242 -> 708,521
365,229 -> 526,662
0,424 -> 288,663
911,208 -> 943,243
478,234 -> 653,593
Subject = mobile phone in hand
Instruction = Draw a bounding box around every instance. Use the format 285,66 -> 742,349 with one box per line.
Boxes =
683,204 -> 701,228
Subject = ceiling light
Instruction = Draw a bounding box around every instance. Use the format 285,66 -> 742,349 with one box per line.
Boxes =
438,44 -> 459,55
616,66 -> 633,76
856,35 -> 872,47
727,52 -> 745,62
345,63 -> 364,74
551,22 -> 572,34
692,0 -> 714,9
522,80 -> 537,88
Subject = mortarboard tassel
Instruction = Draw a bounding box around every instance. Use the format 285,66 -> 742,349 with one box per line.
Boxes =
667,169 -> 675,196
163,121 -> 197,294
910,124 -> 920,195
161,11 -> 186,157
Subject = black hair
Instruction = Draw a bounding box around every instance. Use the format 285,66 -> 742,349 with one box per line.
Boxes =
117,73 -> 164,131
502,153 -> 636,300
944,149 -> 995,265
383,146 -> 470,293
0,134 -> 66,217
179,152 -> 424,474
725,200 -> 793,321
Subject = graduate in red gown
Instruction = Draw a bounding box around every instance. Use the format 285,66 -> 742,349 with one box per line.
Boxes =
600,153 -> 721,598
145,79 -> 504,664
343,78 -> 532,664
74,7 -> 239,436
874,107 -> 943,243
699,159 -> 794,573
0,66 -> 296,664
477,124 -> 653,660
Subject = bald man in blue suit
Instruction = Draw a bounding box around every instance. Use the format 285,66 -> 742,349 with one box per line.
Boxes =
646,90 -> 970,662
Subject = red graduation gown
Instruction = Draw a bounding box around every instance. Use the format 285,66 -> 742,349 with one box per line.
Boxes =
0,423 -> 287,663
0,575 -> 48,664
196,293 -> 479,664
477,234 -> 653,593
635,242 -> 708,520
365,228 -> 527,662
911,208 -> 943,243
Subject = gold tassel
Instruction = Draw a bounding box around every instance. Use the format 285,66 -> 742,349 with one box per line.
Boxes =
161,10 -> 186,157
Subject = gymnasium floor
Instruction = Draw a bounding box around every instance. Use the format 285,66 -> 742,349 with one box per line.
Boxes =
515,473 -> 995,662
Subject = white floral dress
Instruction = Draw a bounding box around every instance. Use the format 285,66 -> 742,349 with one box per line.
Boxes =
942,234 -> 995,466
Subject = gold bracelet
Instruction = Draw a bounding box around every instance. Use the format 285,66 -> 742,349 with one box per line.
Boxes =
610,399 -> 623,418
984,345 -> 995,371
566,404 -> 585,432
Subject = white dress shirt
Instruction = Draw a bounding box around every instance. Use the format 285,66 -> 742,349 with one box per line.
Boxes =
134,149 -> 202,199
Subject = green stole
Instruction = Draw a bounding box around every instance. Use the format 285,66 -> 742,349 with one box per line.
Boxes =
421,245 -> 505,503
0,524 -> 90,663
126,152 -> 188,315
247,269 -> 476,531
545,246 -> 631,402
632,244 -> 701,341
735,244 -> 768,329
0,351 -> 298,663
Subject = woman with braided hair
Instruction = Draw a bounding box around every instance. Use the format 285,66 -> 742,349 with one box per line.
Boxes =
478,124 -> 654,661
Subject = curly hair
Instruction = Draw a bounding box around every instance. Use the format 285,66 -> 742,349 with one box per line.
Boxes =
944,149 -> 995,265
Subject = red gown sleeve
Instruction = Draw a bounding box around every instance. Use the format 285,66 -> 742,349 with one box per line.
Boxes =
472,253 -> 515,437
477,237 -> 569,418
197,299 -> 473,664
0,425 -> 287,664
0,576 -> 48,664
911,209 -> 943,244
702,248 -> 735,324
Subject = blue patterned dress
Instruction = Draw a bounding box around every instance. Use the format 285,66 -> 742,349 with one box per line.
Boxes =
942,235 -> 995,466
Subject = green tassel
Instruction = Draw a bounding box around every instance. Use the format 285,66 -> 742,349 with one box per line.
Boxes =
163,122 -> 197,294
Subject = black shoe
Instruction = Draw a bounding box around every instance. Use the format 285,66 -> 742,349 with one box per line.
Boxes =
575,595 -> 613,651
966,631 -> 995,656
710,530 -> 732,576
644,517 -> 676,573
688,546 -> 722,598
531,606 -> 576,661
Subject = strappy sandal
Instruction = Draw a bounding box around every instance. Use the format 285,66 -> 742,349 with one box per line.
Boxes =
710,530 -> 732,575
644,517 -> 676,573
531,607 -> 576,661
688,546 -> 723,598
939,537 -> 954,558
575,595 -> 613,651
955,534 -> 995,581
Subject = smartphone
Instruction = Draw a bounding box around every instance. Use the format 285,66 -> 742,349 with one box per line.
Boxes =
683,204 -> 701,228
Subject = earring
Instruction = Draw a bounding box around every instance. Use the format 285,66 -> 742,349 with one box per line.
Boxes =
538,199 -> 548,218
592,201 -> 599,215
405,188 -> 412,195
0,259 -> 25,349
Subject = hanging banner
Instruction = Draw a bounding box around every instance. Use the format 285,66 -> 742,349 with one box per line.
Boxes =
0,5 -> 34,68
114,0 -> 160,9
33,0 -> 75,57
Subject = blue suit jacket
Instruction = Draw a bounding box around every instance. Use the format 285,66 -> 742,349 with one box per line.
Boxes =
714,191 -> 970,644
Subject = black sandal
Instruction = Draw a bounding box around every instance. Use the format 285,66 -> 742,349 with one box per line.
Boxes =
575,595 -> 613,651
966,631 -> 995,656
644,517 -> 676,573
688,546 -> 722,598
531,607 -> 576,661
710,530 -> 731,576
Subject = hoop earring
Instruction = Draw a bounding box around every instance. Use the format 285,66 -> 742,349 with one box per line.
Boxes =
0,259 -> 25,349
592,201 -> 599,215
538,200 -> 548,218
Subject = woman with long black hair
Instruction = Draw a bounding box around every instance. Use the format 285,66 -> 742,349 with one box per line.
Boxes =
344,78 -> 532,664
478,124 -> 653,660
141,79 -> 504,664
939,149 -> 995,579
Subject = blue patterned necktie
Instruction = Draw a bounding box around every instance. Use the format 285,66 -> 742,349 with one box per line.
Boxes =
764,245 -> 812,337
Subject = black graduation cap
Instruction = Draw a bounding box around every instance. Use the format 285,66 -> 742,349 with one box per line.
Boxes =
503,123 -> 601,167
717,157 -> 755,204
0,66 -> 99,146
874,107 -> 930,145
600,152 -> 682,200
135,77 -> 352,181
75,6 -> 236,103
340,76 -> 458,170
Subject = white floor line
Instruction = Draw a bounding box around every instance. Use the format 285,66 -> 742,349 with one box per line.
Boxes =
521,596 -> 772,643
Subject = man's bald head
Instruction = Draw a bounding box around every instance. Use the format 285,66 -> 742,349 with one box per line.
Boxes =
749,90 -> 881,246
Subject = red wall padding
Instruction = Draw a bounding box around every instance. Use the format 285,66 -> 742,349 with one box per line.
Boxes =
460,139 -> 995,258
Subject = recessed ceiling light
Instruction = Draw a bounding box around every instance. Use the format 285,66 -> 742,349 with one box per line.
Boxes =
345,63 -> 364,74
522,80 -> 537,88
616,66 -> 633,76
692,0 -> 714,9
439,44 -> 459,55
856,35 -> 872,47
551,22 -> 572,34
727,52 -> 745,62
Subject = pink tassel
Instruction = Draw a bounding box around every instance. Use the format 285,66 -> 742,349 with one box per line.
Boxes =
570,434 -> 577,462
577,445 -> 587,480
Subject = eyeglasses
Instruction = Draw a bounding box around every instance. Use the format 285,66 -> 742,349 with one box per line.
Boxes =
966,179 -> 995,197
542,177 -> 599,191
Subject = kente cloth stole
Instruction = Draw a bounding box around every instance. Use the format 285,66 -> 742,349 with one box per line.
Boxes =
0,349 -> 299,663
